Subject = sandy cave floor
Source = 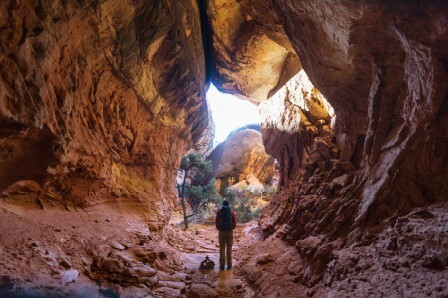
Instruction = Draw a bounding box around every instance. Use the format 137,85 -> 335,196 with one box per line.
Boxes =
0,202 -> 258,297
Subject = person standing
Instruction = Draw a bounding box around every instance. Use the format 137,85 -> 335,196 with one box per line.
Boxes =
215,200 -> 236,270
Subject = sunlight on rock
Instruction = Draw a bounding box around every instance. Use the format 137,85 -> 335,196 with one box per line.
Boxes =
259,69 -> 335,134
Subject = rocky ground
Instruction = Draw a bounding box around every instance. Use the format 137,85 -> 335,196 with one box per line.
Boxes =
164,218 -> 255,298
0,201 -> 257,297
1,200 -> 447,297
237,203 -> 448,297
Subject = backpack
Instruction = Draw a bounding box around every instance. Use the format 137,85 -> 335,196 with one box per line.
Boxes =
219,206 -> 233,232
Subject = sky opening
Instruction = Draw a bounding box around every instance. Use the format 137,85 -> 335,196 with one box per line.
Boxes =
206,84 -> 261,146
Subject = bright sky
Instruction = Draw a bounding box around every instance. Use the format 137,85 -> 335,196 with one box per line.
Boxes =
206,84 -> 260,145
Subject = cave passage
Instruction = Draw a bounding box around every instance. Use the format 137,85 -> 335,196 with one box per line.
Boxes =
1,0 -> 447,297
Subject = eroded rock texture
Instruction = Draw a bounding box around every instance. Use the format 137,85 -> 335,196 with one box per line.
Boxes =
207,129 -> 274,193
209,0 -> 448,293
206,0 -> 301,102
1,0 -> 448,296
260,70 -> 337,188
0,0 -> 212,230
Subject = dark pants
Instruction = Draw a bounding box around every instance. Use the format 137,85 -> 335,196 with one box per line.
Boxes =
219,230 -> 233,268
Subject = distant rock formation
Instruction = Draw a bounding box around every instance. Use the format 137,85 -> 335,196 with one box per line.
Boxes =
207,129 -> 274,193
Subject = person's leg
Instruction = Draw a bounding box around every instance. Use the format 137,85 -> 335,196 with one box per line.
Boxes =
219,232 -> 225,270
226,231 -> 233,269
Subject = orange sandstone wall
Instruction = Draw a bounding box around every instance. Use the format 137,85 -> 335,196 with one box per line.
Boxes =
0,0 -> 213,230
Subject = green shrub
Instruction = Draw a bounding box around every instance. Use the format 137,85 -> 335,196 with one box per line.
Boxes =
235,197 -> 260,223
205,179 -> 223,207
189,185 -> 204,209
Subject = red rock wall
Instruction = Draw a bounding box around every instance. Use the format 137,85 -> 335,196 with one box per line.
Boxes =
0,0 -> 213,230
210,0 -> 448,285
253,0 -> 448,232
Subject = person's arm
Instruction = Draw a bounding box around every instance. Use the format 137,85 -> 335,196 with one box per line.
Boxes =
215,210 -> 221,230
231,211 -> 236,229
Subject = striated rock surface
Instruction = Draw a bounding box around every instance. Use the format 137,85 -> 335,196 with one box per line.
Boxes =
260,69 -> 337,188
0,0 -> 213,229
209,0 -> 448,294
207,129 -> 274,193
238,0 -> 448,231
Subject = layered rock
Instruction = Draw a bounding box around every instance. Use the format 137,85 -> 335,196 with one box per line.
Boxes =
0,0 -> 213,230
260,70 -> 337,187
238,0 -> 448,227
208,0 -> 448,290
207,129 -> 274,193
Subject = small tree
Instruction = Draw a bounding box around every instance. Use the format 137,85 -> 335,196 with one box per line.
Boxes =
179,153 -> 212,229
189,185 -> 205,209
204,179 -> 222,207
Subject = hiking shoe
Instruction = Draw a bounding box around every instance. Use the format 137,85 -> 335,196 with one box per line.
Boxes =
219,266 -> 225,271
227,265 -> 232,270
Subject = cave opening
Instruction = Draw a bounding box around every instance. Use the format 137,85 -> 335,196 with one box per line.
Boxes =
206,84 -> 261,147
172,64 -> 337,242
172,82 -> 278,229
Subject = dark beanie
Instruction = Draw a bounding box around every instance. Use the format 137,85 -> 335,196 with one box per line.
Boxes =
223,200 -> 229,206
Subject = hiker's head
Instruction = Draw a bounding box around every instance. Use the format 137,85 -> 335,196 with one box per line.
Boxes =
223,200 -> 229,206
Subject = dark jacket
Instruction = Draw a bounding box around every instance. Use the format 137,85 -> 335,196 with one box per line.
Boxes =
215,209 -> 236,231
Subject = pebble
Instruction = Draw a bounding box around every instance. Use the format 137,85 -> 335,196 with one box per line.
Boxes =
110,240 -> 126,250
60,269 -> 79,285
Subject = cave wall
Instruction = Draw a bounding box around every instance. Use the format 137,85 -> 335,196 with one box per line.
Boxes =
249,0 -> 448,230
269,0 -> 448,225
0,0 -> 213,230
206,0 -> 301,102
208,0 -> 448,284
0,0 -> 447,292
260,70 -> 337,188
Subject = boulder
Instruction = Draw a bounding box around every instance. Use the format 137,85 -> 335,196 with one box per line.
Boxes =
230,174 -> 265,195
208,129 -> 274,193
154,287 -> 182,298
